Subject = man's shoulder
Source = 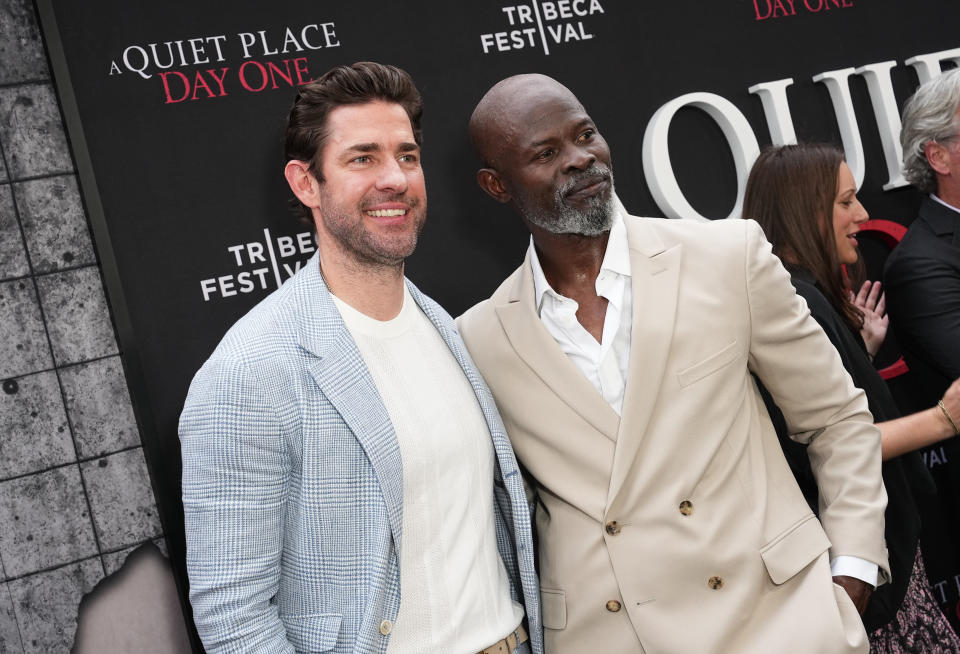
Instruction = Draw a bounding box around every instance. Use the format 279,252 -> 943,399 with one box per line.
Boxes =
457,265 -> 524,333
624,214 -> 754,249
885,210 -> 943,279
194,262 -> 330,388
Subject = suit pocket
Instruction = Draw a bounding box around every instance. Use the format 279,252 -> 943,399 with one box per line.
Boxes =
760,514 -> 831,585
677,339 -> 741,387
282,613 -> 342,652
540,588 -> 567,630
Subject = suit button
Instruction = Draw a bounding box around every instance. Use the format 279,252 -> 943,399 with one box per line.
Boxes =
679,500 -> 693,516
379,619 -> 393,635
606,600 -> 622,612
605,520 -> 621,535
708,576 -> 724,590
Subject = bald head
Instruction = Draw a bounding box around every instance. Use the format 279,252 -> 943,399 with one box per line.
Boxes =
468,74 -> 615,236
469,74 -> 586,168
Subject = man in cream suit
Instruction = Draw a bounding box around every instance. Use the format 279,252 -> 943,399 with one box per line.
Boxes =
180,62 -> 542,654
456,74 -> 888,653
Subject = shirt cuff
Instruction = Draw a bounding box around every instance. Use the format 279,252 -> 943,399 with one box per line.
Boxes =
830,555 -> 878,587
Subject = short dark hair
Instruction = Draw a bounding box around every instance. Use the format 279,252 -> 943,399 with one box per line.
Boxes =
284,61 -> 424,226
743,143 -> 863,331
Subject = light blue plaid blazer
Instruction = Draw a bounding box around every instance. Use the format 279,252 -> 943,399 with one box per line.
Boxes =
180,253 -> 543,654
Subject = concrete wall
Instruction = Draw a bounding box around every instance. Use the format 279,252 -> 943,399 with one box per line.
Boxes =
0,1 -> 168,651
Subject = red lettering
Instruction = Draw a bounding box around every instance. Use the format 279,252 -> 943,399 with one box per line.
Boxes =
206,67 -> 230,96
266,60 -> 293,89
293,57 -> 312,85
239,60 -> 269,92
803,0 -> 822,10
159,71 -> 191,104
190,71 -> 215,100
753,0 -> 772,19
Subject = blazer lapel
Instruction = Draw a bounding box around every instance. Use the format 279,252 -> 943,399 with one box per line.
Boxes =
294,256 -> 405,554
495,251 -> 621,441
607,217 -> 682,504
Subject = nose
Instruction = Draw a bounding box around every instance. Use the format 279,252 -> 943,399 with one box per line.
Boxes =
376,157 -> 408,193
563,145 -> 595,173
855,199 -> 869,224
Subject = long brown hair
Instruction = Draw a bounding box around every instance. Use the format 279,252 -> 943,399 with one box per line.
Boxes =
743,144 -> 863,331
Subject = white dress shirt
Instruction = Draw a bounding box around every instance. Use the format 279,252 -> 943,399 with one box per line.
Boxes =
528,212 -> 877,586
530,213 -> 632,415
931,192 -> 960,214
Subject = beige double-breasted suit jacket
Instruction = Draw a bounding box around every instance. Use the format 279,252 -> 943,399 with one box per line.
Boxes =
456,215 -> 889,654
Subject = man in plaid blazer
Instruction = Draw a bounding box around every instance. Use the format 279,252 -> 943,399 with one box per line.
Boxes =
179,62 -> 542,654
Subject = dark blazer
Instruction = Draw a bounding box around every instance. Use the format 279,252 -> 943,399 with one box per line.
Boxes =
884,196 -> 960,404
761,267 -> 935,632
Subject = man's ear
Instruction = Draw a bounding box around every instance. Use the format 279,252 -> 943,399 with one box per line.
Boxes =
284,160 -> 321,209
925,140 -> 951,177
477,168 -> 511,204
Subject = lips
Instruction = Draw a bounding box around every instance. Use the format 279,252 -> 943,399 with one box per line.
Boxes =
564,174 -> 610,199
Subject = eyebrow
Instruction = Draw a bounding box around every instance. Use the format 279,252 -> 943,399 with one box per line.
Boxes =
525,118 -> 595,149
344,141 -> 420,154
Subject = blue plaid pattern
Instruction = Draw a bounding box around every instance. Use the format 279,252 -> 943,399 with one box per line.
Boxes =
180,252 -> 542,654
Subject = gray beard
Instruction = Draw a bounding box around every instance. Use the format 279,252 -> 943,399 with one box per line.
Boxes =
518,168 -> 616,236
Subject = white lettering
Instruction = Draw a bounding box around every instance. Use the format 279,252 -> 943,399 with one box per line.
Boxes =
748,78 -> 797,145
246,242 -> 266,263
277,236 -> 296,258
856,61 -> 907,190
906,47 -> 960,85
218,275 -> 237,297
812,68 -> 865,189
122,45 -> 151,79
297,232 -> 316,254
227,244 -> 245,266
200,278 -> 217,301
643,92 -> 760,221
238,32 -> 257,59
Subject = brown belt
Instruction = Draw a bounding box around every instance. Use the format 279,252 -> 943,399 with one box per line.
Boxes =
477,625 -> 528,654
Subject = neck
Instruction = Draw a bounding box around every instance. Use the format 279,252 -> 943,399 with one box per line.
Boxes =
317,243 -> 406,321
935,180 -> 960,211
530,223 -> 610,294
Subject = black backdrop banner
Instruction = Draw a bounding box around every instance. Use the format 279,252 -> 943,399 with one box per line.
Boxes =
36,0 -> 960,647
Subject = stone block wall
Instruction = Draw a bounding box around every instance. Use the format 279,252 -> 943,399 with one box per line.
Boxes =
0,1 -> 166,651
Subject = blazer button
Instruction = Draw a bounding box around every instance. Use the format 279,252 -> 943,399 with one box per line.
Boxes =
606,600 -> 622,612
679,500 -> 693,516
605,520 -> 621,535
379,619 -> 393,635
708,576 -> 724,590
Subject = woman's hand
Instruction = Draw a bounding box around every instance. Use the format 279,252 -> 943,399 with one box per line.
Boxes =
851,280 -> 888,359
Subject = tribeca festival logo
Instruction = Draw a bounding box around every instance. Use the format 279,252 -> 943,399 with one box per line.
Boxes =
107,22 -> 340,105
480,0 -> 605,55
199,229 -> 316,302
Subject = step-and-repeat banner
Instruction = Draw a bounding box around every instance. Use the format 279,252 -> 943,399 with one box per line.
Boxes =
38,0 -> 960,646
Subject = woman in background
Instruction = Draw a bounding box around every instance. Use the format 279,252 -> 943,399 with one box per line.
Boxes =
743,143 -> 960,652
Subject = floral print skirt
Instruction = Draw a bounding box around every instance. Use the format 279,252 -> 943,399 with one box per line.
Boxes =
870,546 -> 960,653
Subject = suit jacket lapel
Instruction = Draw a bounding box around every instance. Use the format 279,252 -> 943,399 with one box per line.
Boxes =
607,217 -> 682,504
294,255 -> 405,554
495,251 -> 621,441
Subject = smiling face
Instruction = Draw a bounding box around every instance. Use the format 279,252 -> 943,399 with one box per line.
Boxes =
831,162 -> 869,265
314,100 -> 426,268
475,76 -> 615,235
